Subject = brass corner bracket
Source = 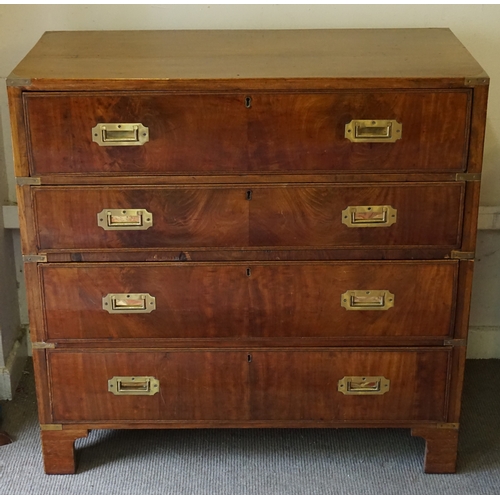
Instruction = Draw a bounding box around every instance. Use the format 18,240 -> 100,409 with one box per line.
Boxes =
32,342 -> 55,350
456,173 -> 481,182
16,177 -> 41,186
450,250 -> 475,260
444,339 -> 467,347
436,423 -> 460,430
23,254 -> 47,263
464,76 -> 489,86
6,77 -> 32,87
40,424 -> 63,431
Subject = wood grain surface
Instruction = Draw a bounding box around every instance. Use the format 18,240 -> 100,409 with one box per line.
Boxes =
40,261 -> 458,341
32,183 -> 464,250
25,91 -> 470,175
411,427 -> 459,473
47,348 -> 451,423
8,29 -> 487,87
49,350 -> 249,422
41,429 -> 89,474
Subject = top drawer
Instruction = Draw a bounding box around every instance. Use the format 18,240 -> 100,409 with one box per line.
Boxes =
24,91 -> 471,176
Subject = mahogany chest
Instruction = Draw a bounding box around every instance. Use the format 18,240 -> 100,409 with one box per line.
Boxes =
7,29 -> 489,474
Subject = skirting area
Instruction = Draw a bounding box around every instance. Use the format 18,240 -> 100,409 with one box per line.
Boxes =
1,359 -> 500,495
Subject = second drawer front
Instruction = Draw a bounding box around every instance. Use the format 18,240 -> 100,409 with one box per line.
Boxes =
33,183 -> 464,250
48,348 -> 451,423
41,261 -> 457,340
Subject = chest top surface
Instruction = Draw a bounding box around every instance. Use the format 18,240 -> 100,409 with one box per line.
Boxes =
7,28 -> 488,90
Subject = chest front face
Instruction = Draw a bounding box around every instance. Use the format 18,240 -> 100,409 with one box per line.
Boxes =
8,28 -> 488,475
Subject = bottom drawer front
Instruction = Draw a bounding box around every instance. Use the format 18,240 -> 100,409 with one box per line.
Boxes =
48,349 -> 450,423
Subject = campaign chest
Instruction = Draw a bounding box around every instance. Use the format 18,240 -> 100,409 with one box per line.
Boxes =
8,29 -> 489,474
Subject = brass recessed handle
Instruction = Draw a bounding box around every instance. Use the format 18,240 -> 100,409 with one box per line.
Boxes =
341,290 -> 394,311
92,123 -> 149,146
342,205 -> 397,227
97,209 -> 153,231
108,376 -> 159,396
102,293 -> 156,314
345,120 -> 402,142
338,376 -> 390,395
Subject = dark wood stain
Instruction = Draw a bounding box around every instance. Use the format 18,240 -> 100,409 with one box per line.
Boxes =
47,348 -> 450,423
49,350 -> 250,422
33,183 -> 463,251
41,261 -> 457,341
25,91 -> 470,175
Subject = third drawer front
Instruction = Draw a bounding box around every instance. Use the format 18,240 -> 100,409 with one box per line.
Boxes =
41,261 -> 458,341
32,183 -> 464,250
48,348 -> 451,423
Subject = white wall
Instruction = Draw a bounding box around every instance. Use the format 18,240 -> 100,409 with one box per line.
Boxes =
0,4 -> 499,203
0,4 -> 499,366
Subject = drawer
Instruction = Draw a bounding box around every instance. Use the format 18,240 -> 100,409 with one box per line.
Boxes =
25,91 -> 470,175
40,261 -> 457,341
48,348 -> 451,423
32,183 -> 464,251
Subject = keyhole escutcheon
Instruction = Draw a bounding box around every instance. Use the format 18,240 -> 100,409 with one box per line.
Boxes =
245,96 -> 252,108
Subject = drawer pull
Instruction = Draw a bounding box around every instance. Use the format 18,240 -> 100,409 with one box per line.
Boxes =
341,290 -> 394,311
97,209 -> 153,231
92,123 -> 149,146
108,376 -> 159,396
342,205 -> 397,227
102,293 -> 156,314
338,376 -> 390,395
344,119 -> 402,143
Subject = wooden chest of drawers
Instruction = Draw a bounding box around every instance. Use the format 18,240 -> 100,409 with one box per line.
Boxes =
8,29 -> 489,474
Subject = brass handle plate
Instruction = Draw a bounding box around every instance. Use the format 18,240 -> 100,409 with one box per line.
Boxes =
342,205 -> 397,227
108,376 -> 160,396
341,290 -> 394,311
338,376 -> 390,395
102,293 -> 156,314
97,209 -> 153,231
92,123 -> 149,146
345,120 -> 402,143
